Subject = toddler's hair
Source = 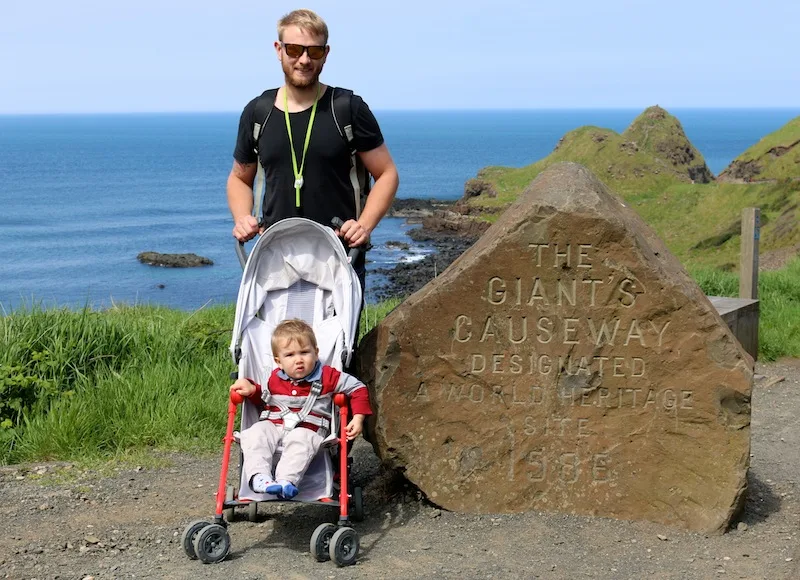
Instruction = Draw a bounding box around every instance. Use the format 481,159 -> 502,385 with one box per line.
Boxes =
271,318 -> 318,353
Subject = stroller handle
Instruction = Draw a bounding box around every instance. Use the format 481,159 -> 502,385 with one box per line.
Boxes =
330,217 -> 368,264
235,241 -> 248,270
235,219 -> 366,270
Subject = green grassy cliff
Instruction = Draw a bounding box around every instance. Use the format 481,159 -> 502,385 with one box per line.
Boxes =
466,108 -> 800,271
719,115 -> 800,182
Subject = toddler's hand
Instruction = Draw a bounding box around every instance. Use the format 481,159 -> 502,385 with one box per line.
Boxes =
345,415 -> 365,441
230,378 -> 256,398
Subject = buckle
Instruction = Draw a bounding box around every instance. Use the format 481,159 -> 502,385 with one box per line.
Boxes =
282,412 -> 301,431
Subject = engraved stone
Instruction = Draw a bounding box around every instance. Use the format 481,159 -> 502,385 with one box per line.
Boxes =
357,162 -> 752,533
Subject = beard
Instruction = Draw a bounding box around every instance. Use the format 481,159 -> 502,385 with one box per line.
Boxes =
282,57 -> 323,89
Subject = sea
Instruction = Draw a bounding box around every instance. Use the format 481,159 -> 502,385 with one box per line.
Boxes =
1,108 -> 798,312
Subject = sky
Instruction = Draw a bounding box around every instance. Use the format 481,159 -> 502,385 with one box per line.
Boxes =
1,0 -> 798,114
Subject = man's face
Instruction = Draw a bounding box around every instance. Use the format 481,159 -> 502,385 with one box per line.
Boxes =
276,25 -> 329,89
274,337 -> 318,380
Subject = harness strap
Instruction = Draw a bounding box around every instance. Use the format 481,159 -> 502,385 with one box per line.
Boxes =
260,411 -> 331,431
262,380 -> 326,432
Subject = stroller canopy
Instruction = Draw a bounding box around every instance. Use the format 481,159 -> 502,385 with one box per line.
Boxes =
230,217 -> 363,379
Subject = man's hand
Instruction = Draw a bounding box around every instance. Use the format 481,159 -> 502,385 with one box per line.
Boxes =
345,414 -> 365,440
232,215 -> 261,242
336,219 -> 370,248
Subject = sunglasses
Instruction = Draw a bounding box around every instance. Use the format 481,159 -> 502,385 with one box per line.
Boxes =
281,42 -> 326,60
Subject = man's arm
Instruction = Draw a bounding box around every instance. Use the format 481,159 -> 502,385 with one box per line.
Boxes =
226,160 -> 260,242
338,144 -> 399,247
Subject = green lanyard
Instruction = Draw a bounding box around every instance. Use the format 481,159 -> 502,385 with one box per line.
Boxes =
284,84 -> 320,208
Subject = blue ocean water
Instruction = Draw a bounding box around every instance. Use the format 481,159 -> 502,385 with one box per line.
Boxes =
1,108 -> 798,312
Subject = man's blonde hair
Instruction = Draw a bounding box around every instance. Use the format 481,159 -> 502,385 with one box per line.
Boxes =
271,318 -> 318,353
277,9 -> 329,44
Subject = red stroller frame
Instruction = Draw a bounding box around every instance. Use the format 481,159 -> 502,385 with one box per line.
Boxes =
181,390 -> 363,566
181,218 -> 365,566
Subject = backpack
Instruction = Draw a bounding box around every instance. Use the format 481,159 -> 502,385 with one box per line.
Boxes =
250,86 -> 372,226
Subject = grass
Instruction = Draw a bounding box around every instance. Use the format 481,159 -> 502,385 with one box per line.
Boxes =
0,300 -> 401,465
2,255 -> 799,466
691,257 -> 800,361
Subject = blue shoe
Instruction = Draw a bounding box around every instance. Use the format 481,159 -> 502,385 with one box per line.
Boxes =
265,482 -> 283,495
251,474 -> 276,494
278,480 -> 298,498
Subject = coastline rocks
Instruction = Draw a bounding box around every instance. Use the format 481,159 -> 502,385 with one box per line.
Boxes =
373,206 -> 489,301
462,178 -> 498,200
136,252 -> 213,268
718,160 -> 763,182
387,198 -> 453,220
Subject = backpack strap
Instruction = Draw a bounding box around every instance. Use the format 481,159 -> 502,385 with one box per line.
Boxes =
330,87 -> 371,220
251,87 -> 372,224
251,88 -> 279,225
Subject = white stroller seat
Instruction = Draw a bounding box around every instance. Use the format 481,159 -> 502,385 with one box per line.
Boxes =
229,218 -> 362,503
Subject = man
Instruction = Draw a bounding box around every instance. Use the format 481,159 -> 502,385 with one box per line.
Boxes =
227,8 -> 399,287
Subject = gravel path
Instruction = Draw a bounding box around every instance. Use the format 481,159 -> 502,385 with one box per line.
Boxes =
1,359 -> 799,580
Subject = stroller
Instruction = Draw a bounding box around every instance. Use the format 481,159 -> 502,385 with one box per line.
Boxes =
181,217 -> 365,566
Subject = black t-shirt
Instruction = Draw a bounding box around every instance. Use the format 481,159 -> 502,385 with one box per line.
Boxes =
233,86 -> 384,229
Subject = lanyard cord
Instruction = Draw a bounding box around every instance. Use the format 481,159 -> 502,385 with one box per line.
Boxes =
284,84 -> 320,208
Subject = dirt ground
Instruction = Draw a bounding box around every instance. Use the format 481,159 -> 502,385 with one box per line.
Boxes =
1,359 -> 799,580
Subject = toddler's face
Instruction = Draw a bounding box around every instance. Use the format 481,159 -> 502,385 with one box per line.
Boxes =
274,337 -> 318,380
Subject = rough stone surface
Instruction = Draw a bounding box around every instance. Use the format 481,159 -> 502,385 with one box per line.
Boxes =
136,252 -> 213,267
358,162 -> 753,533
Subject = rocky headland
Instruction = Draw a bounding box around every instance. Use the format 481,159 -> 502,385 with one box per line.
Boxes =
375,106 -> 800,300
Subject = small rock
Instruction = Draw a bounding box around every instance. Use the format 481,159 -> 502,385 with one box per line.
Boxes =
85,535 -> 101,544
737,522 -> 748,531
137,252 -> 213,268
657,534 -> 668,541
430,509 -> 442,518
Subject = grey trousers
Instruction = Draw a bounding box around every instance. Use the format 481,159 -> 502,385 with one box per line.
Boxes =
239,420 -> 324,486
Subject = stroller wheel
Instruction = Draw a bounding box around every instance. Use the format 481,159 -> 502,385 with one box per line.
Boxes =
246,500 -> 258,521
181,520 -> 209,560
329,527 -> 360,567
192,523 -> 231,564
351,486 -> 365,522
310,522 -> 337,562
223,484 -> 236,522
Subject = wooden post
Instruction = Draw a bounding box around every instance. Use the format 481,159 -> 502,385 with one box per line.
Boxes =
739,207 -> 759,300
